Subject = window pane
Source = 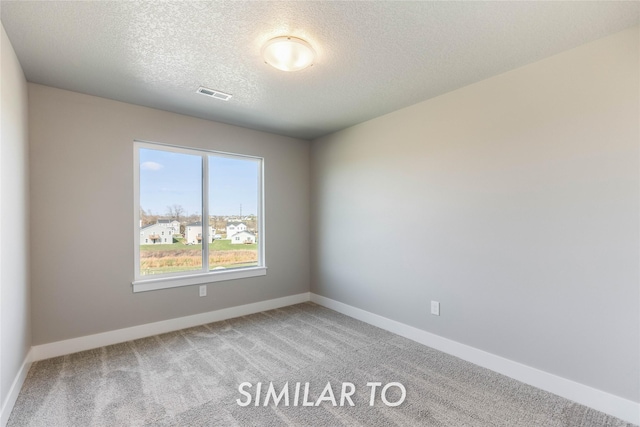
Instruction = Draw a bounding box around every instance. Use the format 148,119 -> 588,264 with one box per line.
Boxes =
139,148 -> 203,276
209,155 -> 260,270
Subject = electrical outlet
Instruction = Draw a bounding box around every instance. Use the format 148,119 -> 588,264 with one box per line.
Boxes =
431,301 -> 440,316
199,285 -> 207,297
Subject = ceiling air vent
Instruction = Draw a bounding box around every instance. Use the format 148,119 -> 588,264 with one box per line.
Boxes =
196,86 -> 232,101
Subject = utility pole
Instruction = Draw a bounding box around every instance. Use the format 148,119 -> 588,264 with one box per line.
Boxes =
240,203 -> 242,218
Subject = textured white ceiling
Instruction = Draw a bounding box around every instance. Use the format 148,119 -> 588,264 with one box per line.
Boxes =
1,1 -> 638,140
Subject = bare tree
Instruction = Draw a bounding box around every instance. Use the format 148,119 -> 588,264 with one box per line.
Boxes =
166,204 -> 185,223
140,206 -> 159,226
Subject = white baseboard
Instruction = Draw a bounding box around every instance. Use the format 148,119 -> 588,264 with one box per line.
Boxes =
32,292 -> 310,362
20,291 -> 640,425
1,349 -> 32,427
310,293 -> 640,425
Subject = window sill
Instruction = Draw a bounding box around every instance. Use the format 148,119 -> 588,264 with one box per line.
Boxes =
132,266 -> 267,293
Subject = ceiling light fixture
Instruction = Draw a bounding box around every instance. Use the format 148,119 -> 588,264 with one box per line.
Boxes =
261,36 -> 316,72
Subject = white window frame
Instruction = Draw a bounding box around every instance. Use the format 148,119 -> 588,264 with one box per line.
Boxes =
132,140 -> 266,292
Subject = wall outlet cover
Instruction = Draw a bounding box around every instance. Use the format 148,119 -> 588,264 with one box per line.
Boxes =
431,301 -> 440,316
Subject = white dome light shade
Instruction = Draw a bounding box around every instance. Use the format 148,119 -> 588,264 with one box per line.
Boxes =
262,36 -> 315,72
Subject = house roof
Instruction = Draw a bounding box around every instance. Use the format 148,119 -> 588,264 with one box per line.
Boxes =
141,223 -> 168,231
227,222 -> 246,227
230,230 -> 256,237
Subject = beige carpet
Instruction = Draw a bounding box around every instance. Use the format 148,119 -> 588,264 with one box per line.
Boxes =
7,302 -> 636,426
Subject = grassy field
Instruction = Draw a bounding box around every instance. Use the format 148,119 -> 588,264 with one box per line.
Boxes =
140,239 -> 258,275
140,239 -> 257,252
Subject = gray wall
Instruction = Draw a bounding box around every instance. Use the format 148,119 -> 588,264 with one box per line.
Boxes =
1,23 -> 31,408
311,27 -> 639,401
28,84 -> 310,345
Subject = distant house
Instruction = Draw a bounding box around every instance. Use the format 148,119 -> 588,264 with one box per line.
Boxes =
226,221 -> 247,238
185,222 -> 214,244
140,222 -> 173,245
157,219 -> 180,234
230,230 -> 256,245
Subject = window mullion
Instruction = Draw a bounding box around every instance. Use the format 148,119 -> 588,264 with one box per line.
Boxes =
202,154 -> 209,272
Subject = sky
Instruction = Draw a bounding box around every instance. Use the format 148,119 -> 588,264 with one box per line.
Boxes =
139,148 -> 259,217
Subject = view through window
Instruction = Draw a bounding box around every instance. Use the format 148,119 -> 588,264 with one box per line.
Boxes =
135,142 -> 262,287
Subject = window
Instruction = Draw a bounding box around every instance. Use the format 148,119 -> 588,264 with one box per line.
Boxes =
133,141 -> 265,292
